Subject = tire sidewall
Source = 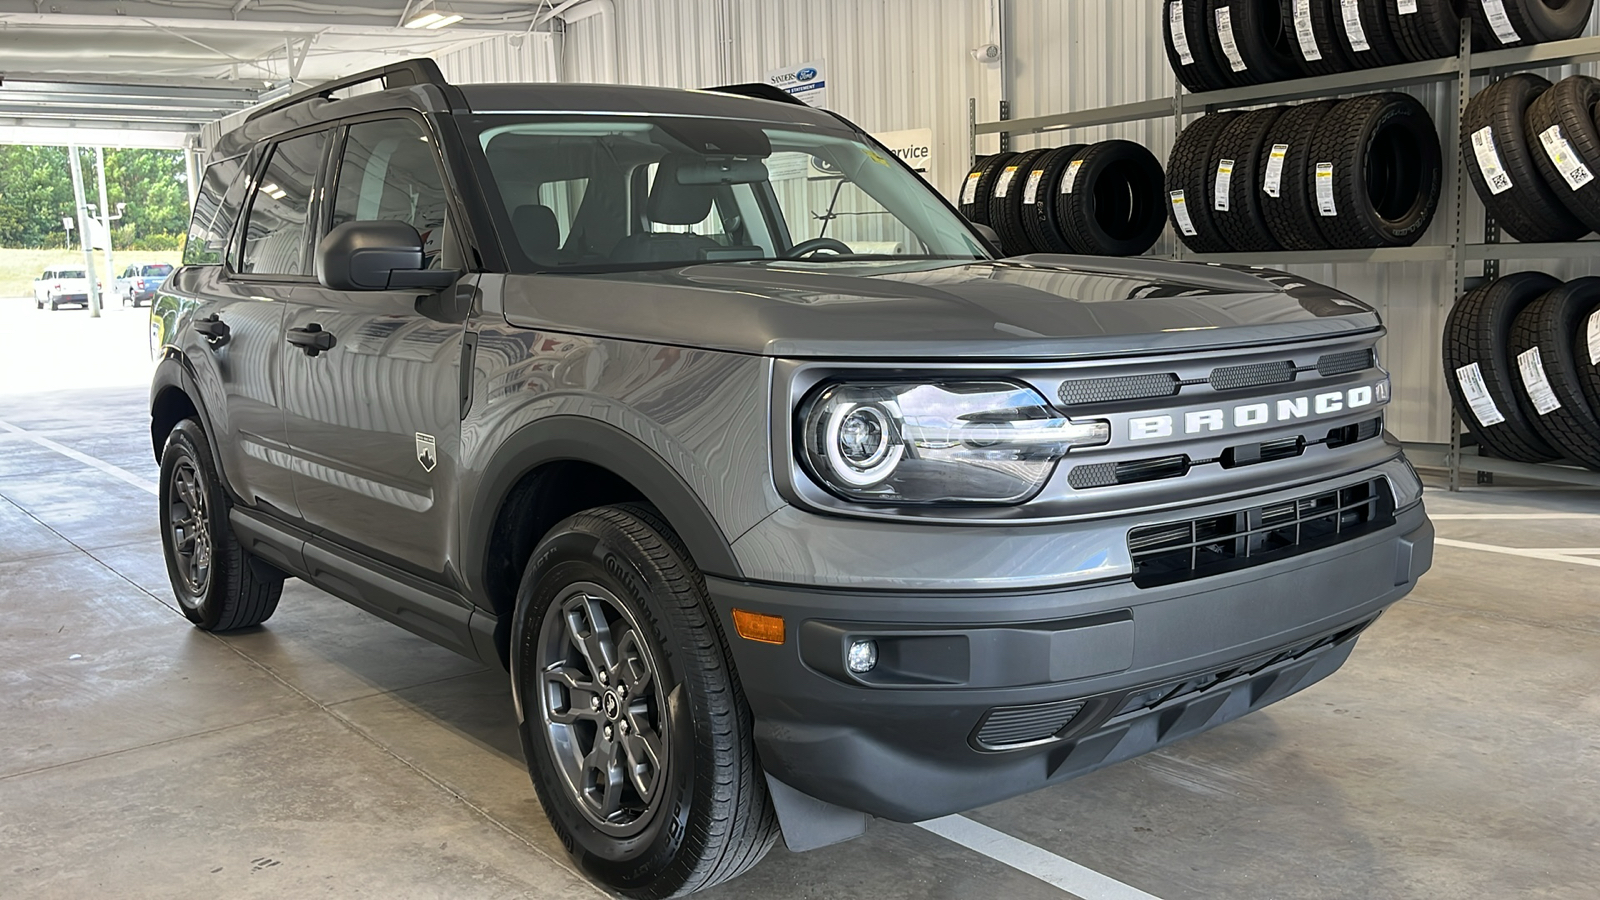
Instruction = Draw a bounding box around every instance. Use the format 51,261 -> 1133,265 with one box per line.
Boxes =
159,419 -> 228,628
511,519 -> 703,893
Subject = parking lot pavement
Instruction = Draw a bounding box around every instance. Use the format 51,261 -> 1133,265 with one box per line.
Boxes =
2,305 -> 1598,899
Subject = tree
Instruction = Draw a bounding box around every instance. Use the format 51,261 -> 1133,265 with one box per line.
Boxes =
0,145 -> 190,249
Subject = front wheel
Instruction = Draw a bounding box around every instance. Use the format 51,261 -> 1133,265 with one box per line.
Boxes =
159,419 -> 283,630
511,505 -> 777,898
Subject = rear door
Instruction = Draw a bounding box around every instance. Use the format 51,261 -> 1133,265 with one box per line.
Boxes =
278,115 -> 468,584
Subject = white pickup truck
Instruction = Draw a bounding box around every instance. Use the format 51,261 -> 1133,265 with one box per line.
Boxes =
33,267 -> 99,311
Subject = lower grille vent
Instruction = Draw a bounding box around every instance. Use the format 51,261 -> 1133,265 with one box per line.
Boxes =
1128,477 -> 1394,587
975,699 -> 1087,749
1069,455 -> 1191,489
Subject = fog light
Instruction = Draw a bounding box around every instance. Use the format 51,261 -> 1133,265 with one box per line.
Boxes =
847,639 -> 878,674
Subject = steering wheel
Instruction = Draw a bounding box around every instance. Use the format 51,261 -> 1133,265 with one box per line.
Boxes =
785,237 -> 854,259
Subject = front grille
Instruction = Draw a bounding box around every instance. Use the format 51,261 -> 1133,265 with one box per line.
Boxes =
1208,360 -> 1297,391
1317,348 -> 1375,377
1068,455 -> 1191,489
1326,416 -> 1384,448
1128,477 -> 1394,587
1058,373 -> 1179,406
975,699 -> 1087,749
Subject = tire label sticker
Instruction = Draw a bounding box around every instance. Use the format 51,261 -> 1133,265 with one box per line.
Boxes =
1214,159 -> 1235,211
1170,190 -> 1198,236
1455,362 -> 1506,427
1062,159 -> 1086,194
1482,0 -> 1521,44
1516,347 -> 1562,415
961,172 -> 980,204
1588,310 -> 1600,365
1398,0 -> 1418,13
1315,162 -> 1338,216
1471,126 -> 1515,195
1538,125 -> 1595,192
1292,0 -> 1322,61
1215,7 -> 1248,72
994,165 -> 1019,198
1263,143 -> 1289,197
1169,1 -> 1195,66
1340,0 -> 1371,53
1022,168 -> 1048,205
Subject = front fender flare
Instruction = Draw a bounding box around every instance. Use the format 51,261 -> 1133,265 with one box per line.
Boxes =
464,415 -> 745,600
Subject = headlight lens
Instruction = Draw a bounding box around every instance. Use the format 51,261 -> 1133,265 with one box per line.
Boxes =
797,381 -> 1110,504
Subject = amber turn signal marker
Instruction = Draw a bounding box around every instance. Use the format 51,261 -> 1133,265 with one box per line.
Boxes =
732,609 -> 785,644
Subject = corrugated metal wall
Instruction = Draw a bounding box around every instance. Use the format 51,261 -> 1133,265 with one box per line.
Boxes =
202,0 -> 1599,443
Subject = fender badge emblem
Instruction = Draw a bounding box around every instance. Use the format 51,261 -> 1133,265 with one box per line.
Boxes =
416,433 -> 437,473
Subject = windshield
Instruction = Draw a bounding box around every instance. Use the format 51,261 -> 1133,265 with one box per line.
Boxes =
140,265 -> 173,276
469,114 -> 988,273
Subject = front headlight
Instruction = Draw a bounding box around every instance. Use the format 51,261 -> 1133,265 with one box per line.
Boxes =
797,381 -> 1110,504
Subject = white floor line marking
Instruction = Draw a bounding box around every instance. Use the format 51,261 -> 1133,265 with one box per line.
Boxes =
919,815 -> 1164,900
1430,513 -> 1600,520
1435,537 -> 1600,570
0,417 -> 159,496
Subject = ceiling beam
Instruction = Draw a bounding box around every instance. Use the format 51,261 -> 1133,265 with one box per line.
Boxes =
0,85 -> 260,107
0,72 -> 268,95
0,3 -> 535,33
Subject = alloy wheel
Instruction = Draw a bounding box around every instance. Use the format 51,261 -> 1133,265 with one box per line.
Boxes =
166,459 -> 213,601
535,581 -> 668,837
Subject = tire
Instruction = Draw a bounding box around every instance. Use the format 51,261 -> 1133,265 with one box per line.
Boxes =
1167,111 -> 1242,253
1474,0 -> 1594,47
1054,140 -> 1169,256
1211,107 -> 1288,252
512,504 -> 777,899
1384,0 -> 1472,61
1165,0 -> 1234,93
159,419 -> 284,631
1524,75 -> 1600,235
1463,74 -> 1592,243
988,148 -> 1054,255
959,152 -> 1018,225
1508,278 -> 1600,470
1281,0 -> 1359,75
1308,92 -> 1442,248
1443,272 -> 1563,462
1206,0 -> 1307,86
1260,100 -> 1339,249
1019,144 -> 1090,253
1574,283 -> 1600,424
1335,0 -> 1409,67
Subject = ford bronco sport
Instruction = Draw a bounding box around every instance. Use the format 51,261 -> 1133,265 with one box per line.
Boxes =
150,60 -> 1434,898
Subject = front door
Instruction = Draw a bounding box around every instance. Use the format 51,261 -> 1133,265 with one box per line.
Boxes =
278,116 -> 466,584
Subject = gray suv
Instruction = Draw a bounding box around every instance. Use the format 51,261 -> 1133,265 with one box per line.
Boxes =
149,61 -> 1433,898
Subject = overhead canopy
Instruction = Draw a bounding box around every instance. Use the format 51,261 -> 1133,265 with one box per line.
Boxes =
0,0 -> 552,148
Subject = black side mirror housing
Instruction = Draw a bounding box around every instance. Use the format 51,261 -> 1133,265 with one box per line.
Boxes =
316,221 -> 458,292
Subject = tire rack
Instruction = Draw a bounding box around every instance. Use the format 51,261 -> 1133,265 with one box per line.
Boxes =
968,32 -> 1600,491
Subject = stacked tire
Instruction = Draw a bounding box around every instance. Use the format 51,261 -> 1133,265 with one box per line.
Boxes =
1463,74 -> 1600,242
1444,273 -> 1600,470
1166,92 -> 1443,252
1163,0 -> 1595,93
960,140 -> 1169,257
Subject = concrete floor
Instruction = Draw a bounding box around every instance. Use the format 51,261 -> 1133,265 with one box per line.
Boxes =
2,300 -> 1599,899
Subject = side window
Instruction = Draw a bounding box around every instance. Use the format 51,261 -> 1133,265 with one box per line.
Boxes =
332,118 -> 450,268
239,131 -> 327,276
182,154 -> 248,267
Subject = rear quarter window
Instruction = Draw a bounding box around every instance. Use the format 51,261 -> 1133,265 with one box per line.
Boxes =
183,155 -> 249,267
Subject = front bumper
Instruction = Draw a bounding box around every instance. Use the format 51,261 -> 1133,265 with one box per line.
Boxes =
709,503 -> 1431,822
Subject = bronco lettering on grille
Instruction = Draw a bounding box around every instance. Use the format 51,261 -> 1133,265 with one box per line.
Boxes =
1127,384 -> 1385,442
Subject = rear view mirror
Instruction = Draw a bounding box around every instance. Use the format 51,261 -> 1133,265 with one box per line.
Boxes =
317,221 -> 457,292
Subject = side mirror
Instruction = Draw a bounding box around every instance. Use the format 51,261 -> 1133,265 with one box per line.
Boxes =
967,221 -> 1003,255
316,220 -> 458,292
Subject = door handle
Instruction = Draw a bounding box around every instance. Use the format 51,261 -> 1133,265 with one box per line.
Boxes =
192,314 -> 231,347
286,323 -> 337,357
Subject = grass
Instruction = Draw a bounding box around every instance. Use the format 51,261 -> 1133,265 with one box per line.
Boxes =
0,247 -> 184,299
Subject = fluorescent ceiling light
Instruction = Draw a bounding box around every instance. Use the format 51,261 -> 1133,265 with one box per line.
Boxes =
427,14 -> 463,28
404,11 -> 446,28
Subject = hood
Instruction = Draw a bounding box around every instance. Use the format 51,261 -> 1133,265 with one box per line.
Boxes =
498,254 -> 1382,359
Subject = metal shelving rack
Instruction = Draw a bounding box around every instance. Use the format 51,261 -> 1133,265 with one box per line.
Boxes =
969,32 -> 1600,491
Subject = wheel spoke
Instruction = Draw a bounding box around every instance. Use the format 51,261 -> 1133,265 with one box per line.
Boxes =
562,594 -> 615,679
543,665 -> 604,725
620,727 -> 662,802
585,737 -> 625,820
615,628 -> 652,696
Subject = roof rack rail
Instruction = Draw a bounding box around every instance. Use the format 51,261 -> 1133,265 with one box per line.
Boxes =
703,83 -> 808,106
246,58 -> 466,123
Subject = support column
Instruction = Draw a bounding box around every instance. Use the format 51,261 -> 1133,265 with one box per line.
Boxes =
67,146 -> 102,318
95,147 -> 115,302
